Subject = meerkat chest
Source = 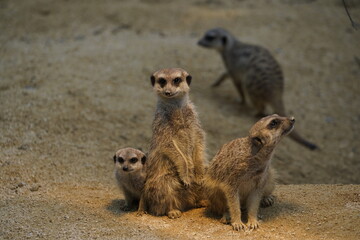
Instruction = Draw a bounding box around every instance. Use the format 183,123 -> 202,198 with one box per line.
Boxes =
117,172 -> 145,194
156,108 -> 196,133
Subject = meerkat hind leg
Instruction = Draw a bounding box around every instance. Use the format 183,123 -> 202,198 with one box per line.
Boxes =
253,100 -> 266,118
220,212 -> 231,224
212,72 -> 229,87
261,168 -> 276,208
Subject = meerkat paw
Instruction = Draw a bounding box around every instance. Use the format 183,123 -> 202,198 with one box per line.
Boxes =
220,214 -> 230,224
181,176 -> 192,188
260,195 -> 275,208
247,219 -> 259,230
168,209 -> 182,219
231,221 -> 246,231
136,210 -> 146,217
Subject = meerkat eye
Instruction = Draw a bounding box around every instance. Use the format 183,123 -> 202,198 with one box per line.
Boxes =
205,35 -> 215,41
268,119 -> 280,129
173,77 -> 182,84
130,158 -> 138,164
118,157 -> 125,163
158,78 -> 167,87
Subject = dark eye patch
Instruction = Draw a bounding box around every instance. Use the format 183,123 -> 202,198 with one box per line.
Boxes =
158,78 -> 167,87
268,119 -> 280,129
205,35 -> 215,41
173,77 -> 182,85
130,158 -> 138,164
118,157 -> 125,163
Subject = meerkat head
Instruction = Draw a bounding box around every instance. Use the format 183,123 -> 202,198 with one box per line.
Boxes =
198,28 -> 234,51
150,68 -> 192,99
249,114 -> 295,152
113,148 -> 146,173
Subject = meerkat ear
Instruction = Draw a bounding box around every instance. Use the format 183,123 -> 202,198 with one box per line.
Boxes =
113,155 -> 117,163
141,155 -> 147,165
151,75 -> 155,86
186,75 -> 192,86
251,137 -> 263,155
221,36 -> 227,46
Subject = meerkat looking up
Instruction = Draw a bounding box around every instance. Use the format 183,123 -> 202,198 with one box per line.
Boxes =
138,68 -> 206,219
204,114 -> 294,231
113,148 -> 147,211
198,27 -> 317,150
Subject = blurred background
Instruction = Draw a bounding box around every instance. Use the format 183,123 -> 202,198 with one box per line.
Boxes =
1,0 -> 360,193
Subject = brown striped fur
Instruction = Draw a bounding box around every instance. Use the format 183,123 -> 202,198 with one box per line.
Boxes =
138,68 -> 207,219
204,114 -> 294,231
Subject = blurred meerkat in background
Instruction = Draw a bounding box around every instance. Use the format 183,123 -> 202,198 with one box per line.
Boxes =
198,28 -> 317,150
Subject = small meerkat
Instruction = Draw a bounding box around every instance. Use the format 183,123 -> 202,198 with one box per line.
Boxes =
138,68 -> 206,219
204,114 -> 294,231
113,148 -> 147,211
198,28 -> 317,150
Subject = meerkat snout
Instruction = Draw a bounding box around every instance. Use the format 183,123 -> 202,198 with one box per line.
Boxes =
150,68 -> 192,99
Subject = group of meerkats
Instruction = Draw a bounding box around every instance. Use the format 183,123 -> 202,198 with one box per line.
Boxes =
113,28 -> 317,232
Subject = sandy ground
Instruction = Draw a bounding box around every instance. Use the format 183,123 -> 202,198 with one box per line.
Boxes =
0,0 -> 359,239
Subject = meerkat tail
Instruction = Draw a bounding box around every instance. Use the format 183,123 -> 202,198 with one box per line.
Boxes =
172,139 -> 189,174
288,130 -> 318,150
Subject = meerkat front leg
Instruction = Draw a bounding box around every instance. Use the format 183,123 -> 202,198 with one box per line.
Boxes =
212,72 -> 230,87
136,195 -> 146,216
224,189 -> 246,231
121,188 -> 134,211
170,139 -> 194,187
246,189 -> 262,230
192,133 -> 206,178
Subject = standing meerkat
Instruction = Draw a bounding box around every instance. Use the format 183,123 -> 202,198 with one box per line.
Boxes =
198,28 -> 317,150
113,148 -> 147,211
138,68 -> 206,219
204,114 -> 294,231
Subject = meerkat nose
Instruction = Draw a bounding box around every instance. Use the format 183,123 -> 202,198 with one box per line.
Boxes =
289,117 -> 295,123
165,91 -> 171,96
123,166 -> 128,171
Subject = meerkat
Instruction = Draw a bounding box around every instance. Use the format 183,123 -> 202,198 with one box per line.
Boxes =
198,28 -> 317,150
113,148 -> 147,211
204,114 -> 294,231
138,68 -> 206,219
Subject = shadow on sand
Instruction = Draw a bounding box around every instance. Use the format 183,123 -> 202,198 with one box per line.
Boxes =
203,198 -> 304,224
105,199 -> 139,216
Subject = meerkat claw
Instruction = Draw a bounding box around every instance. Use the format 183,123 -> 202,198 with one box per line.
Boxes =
231,221 -> 246,231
